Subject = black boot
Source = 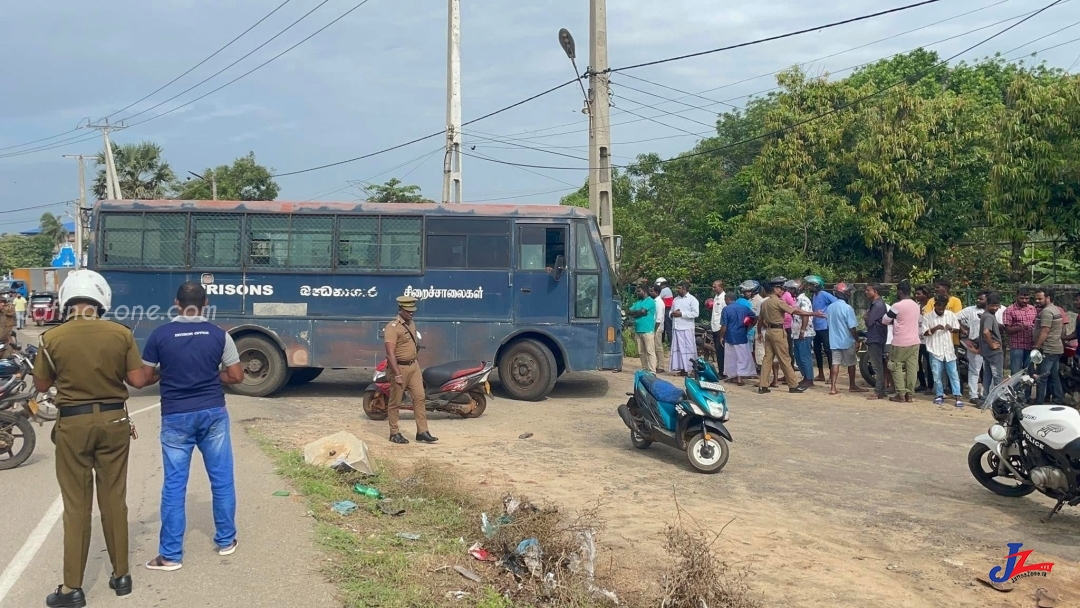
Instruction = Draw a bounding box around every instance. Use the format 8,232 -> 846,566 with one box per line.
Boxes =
46,586 -> 86,608
389,433 -> 409,444
110,573 -> 133,596
416,431 -> 439,443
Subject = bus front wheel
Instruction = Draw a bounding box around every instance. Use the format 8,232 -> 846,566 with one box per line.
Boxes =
498,339 -> 557,401
230,335 -> 288,397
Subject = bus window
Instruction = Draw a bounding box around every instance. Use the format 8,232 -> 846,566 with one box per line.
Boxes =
101,214 -> 145,266
100,212 -> 187,268
574,222 -> 598,270
288,216 -> 333,270
575,274 -> 600,318
193,214 -> 242,268
379,216 -> 422,273
519,226 -> 565,271
337,216 -> 379,271
248,215 -> 290,268
427,218 -> 509,269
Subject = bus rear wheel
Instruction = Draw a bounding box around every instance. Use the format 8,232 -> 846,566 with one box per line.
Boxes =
230,334 -> 288,397
498,339 -> 557,401
287,367 -> 324,386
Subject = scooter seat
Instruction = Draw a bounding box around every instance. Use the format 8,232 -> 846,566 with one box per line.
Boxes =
641,374 -> 685,403
422,361 -> 486,388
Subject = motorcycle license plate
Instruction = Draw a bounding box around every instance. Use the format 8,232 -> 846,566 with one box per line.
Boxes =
27,399 -> 39,416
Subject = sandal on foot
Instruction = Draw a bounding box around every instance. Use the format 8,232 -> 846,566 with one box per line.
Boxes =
146,556 -> 182,572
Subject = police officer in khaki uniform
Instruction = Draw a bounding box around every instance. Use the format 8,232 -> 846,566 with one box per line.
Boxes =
33,270 -> 151,608
756,277 -> 822,395
384,295 -> 438,444
0,294 -> 16,358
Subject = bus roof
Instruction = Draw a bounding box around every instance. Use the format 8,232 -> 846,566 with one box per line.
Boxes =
94,199 -> 593,219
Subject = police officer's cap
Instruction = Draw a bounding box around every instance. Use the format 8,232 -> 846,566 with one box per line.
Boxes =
396,295 -> 418,311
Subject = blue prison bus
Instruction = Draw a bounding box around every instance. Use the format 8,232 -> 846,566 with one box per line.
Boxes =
87,199 -> 624,400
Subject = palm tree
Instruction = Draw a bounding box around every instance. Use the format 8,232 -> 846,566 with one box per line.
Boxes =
38,212 -> 69,248
93,141 -> 177,200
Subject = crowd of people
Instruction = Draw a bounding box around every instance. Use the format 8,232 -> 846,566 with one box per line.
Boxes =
627,276 -> 1080,408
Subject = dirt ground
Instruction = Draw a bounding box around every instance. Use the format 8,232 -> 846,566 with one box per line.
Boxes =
252,360 -> 1080,608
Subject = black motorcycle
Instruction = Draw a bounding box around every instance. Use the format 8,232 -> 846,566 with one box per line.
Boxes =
0,344 -> 56,470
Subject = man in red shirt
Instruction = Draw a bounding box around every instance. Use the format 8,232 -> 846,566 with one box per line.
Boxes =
1004,288 -> 1038,377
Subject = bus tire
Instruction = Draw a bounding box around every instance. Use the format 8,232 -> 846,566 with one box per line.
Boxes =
230,334 -> 288,397
287,367 -> 324,386
498,339 -> 557,401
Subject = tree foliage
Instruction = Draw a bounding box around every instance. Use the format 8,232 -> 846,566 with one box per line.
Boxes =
38,212 -> 69,248
0,235 -> 54,273
563,52 -> 1080,290
94,141 -> 177,200
361,178 -> 433,203
176,152 -> 280,201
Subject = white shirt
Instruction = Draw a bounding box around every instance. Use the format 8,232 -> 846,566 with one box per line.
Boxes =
957,305 -> 984,342
653,295 -> 664,329
670,294 -> 699,331
921,310 -> 959,361
710,290 -> 726,332
791,293 -> 816,338
751,294 -> 765,317
886,303 -> 894,345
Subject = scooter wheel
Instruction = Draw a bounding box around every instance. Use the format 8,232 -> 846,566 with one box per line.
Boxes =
685,432 -> 728,474
362,391 -> 389,421
630,428 -> 652,449
0,412 -> 35,471
458,392 -> 487,418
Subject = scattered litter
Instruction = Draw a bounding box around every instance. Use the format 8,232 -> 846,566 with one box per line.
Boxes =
1036,586 -> 1059,608
454,566 -> 483,583
272,490 -> 290,497
468,542 -> 493,561
975,573 -> 1014,592
331,500 -> 358,515
886,563 -> 899,571
519,432 -> 534,439
504,496 -> 521,515
445,590 -> 470,601
377,500 -> 405,516
480,512 -> 512,538
942,558 -> 964,567
303,432 -> 375,474
515,538 -> 542,577
397,533 -> 421,541
353,483 -> 383,499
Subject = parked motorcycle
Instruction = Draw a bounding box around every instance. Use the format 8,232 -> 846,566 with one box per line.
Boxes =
0,345 -> 58,470
617,357 -> 733,473
859,339 -> 968,387
968,357 -> 1080,522
362,359 -> 493,421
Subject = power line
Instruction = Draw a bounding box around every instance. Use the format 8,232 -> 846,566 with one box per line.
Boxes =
0,200 -> 76,216
272,79 -> 580,177
605,0 -> 947,74
1010,33 -> 1080,57
999,19 -> 1080,56
462,187 -> 579,204
119,0 -> 336,124
0,132 -> 100,159
107,0 -> 294,120
0,123 -> 85,153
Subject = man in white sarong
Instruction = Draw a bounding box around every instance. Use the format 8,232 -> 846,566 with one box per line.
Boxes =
718,292 -> 756,384
669,281 -> 699,375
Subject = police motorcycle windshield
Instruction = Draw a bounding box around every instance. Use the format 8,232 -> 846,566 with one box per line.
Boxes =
979,372 -> 1033,411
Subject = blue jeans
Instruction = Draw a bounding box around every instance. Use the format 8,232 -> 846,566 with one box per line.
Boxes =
793,337 -> 814,382
159,406 -> 236,562
930,356 -> 961,398
1035,355 -> 1063,404
1009,348 -> 1031,375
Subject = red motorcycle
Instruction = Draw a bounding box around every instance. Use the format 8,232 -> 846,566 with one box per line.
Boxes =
362,359 -> 493,421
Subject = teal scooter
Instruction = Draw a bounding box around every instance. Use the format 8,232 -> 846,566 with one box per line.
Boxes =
616,357 -> 732,473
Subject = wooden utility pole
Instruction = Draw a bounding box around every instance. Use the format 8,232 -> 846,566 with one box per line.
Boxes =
589,0 -> 615,269
442,0 -> 463,204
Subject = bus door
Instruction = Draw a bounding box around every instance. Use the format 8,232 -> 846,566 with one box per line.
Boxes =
513,223 -> 570,324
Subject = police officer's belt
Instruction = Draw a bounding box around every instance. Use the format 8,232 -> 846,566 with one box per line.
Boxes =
58,402 -> 125,418
767,324 -> 784,329
396,359 -> 416,366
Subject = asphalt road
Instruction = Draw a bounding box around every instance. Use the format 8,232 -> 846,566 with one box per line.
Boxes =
0,326 -> 340,608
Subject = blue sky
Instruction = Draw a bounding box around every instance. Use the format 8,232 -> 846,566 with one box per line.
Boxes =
1,0 -> 1077,232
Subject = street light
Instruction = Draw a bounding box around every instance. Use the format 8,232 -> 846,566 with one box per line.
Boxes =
187,170 -> 217,200
558,28 -> 590,107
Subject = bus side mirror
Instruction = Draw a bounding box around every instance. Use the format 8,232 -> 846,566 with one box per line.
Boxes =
614,235 -> 622,261
552,255 -> 567,281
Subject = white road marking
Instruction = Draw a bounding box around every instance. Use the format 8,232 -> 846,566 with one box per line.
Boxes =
0,401 -> 160,607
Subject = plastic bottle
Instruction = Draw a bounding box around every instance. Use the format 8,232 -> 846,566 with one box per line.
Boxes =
353,483 -> 383,499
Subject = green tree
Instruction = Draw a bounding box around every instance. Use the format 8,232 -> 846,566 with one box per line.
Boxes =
176,152 -> 280,201
361,178 -> 432,203
0,235 -> 55,273
38,212 -> 69,249
94,141 -> 177,200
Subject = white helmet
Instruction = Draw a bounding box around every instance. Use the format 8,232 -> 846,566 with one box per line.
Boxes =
59,269 -> 112,312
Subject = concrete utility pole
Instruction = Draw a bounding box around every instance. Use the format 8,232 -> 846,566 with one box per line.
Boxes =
188,170 -> 218,200
442,0 -> 463,204
61,154 -> 92,268
589,0 -> 615,269
86,120 -> 126,199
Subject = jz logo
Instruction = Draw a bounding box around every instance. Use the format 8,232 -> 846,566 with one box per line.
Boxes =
1037,424 -> 1065,438
989,543 -> 1054,583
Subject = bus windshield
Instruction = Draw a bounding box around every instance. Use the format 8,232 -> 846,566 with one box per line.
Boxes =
89,199 -> 622,400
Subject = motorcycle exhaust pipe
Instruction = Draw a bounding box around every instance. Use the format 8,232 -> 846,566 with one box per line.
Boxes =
617,403 -> 634,430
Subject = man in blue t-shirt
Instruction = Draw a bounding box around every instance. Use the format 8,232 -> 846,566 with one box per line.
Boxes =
628,285 -> 657,372
137,282 -> 244,572
718,293 -> 755,385
806,275 -> 837,382
825,283 -> 865,396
